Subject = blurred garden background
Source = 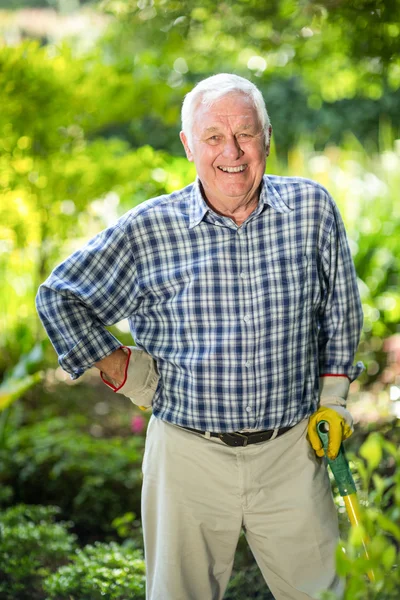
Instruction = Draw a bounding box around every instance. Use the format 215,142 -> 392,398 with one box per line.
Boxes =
0,0 -> 400,598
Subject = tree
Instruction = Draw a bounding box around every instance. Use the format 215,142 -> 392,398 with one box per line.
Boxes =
98,0 -> 400,99
0,41 -> 193,367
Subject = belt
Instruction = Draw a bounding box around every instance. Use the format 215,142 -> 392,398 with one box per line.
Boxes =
180,425 -> 293,447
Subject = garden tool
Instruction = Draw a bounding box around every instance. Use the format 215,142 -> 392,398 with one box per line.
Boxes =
317,420 -> 375,582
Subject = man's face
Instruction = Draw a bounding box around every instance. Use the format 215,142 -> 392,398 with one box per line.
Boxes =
180,92 -> 270,214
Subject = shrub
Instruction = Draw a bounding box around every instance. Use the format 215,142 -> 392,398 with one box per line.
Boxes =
320,430 -> 400,600
0,504 -> 77,600
43,541 -> 146,600
0,416 -> 145,539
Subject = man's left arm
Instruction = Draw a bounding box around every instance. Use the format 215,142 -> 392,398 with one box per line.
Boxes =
308,201 -> 364,459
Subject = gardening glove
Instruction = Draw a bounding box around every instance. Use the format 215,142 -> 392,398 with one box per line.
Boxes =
101,346 -> 159,409
307,376 -> 354,460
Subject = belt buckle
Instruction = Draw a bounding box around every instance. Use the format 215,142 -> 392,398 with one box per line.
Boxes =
218,432 -> 249,447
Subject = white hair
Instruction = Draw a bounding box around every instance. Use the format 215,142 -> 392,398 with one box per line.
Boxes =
181,73 -> 271,148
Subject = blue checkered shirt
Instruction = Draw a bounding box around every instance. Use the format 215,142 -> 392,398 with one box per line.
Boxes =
36,175 -> 364,432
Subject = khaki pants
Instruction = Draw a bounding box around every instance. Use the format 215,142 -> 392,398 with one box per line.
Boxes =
142,416 -> 344,600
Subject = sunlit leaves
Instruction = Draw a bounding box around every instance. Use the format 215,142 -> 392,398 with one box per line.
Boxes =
0,40 -> 194,357
359,433 -> 383,471
332,432 -> 400,599
98,0 -> 400,101
0,372 -> 43,412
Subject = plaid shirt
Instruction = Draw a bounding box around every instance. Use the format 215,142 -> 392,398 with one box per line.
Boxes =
36,175 -> 364,432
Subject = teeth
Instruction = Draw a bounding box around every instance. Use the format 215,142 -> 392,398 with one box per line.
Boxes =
218,165 -> 247,173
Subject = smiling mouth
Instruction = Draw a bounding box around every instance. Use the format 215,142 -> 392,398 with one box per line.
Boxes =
218,164 -> 248,173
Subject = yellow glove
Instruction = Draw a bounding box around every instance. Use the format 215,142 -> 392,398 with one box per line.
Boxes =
308,405 -> 353,460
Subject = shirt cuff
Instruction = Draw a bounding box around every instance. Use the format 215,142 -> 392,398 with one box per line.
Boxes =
59,327 -> 123,379
319,361 -> 365,382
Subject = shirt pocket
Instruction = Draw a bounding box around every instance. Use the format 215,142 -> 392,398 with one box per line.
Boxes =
141,267 -> 193,304
264,254 -> 309,322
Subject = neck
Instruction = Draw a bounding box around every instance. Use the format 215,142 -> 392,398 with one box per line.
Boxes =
201,186 -> 260,226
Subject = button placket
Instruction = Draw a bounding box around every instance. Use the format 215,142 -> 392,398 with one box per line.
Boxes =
235,224 -> 256,428
240,223 -> 258,426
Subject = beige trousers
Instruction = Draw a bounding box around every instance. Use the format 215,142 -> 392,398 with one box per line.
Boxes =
141,416 -> 344,600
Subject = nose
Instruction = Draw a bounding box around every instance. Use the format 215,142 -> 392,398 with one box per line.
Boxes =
222,136 -> 243,160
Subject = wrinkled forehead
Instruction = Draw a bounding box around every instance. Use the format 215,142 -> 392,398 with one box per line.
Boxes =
192,92 -> 261,134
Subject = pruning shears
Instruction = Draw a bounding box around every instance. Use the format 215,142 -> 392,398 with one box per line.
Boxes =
317,420 -> 375,582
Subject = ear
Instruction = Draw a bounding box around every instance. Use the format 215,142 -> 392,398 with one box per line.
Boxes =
180,131 -> 194,162
265,126 -> 272,158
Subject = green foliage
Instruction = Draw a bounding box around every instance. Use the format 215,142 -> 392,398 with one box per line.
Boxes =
0,503 -> 146,600
320,430 -> 400,599
225,565 -> 273,599
112,511 -> 142,541
0,504 -> 77,600
0,484 -> 14,507
0,370 -> 41,418
0,415 -> 145,538
43,541 -> 146,600
99,0 -> 400,100
0,6 -> 399,598
94,1 -> 400,155
0,343 -> 45,410
0,343 -> 46,456
0,40 -> 195,368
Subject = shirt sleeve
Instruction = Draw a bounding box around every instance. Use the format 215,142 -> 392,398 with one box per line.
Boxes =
36,223 -> 140,379
317,201 -> 364,382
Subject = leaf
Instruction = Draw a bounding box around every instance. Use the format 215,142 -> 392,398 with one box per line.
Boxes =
375,513 -> 400,541
10,342 -> 45,379
0,372 -> 43,412
381,544 -> 397,571
335,544 -> 351,577
349,523 -> 368,549
359,433 -> 383,472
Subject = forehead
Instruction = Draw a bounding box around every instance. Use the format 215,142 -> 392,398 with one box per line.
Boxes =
193,93 -> 260,133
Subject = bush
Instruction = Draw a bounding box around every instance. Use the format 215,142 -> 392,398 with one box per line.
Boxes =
0,504 -> 77,600
320,431 -> 400,600
43,541 -> 146,600
0,415 -> 145,539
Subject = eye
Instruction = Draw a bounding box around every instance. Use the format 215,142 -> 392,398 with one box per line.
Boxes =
206,135 -> 222,144
237,133 -> 252,140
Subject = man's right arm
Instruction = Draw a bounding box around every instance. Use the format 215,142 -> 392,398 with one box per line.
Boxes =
36,223 -> 140,380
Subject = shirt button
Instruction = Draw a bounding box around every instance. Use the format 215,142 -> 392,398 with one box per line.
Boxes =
240,272 -> 246,279
243,314 -> 250,323
245,361 -> 251,368
246,406 -> 252,412
237,228 -> 243,235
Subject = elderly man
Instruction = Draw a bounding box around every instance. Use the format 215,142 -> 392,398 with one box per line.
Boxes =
36,73 -> 363,600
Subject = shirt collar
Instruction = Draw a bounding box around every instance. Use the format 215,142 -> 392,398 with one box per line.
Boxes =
188,178 -> 209,229
261,176 -> 294,212
188,175 -> 293,229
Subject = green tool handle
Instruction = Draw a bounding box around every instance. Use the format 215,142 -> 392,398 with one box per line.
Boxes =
317,420 -> 357,497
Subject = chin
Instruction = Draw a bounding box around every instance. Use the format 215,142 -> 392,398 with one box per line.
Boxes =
220,185 -> 253,197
